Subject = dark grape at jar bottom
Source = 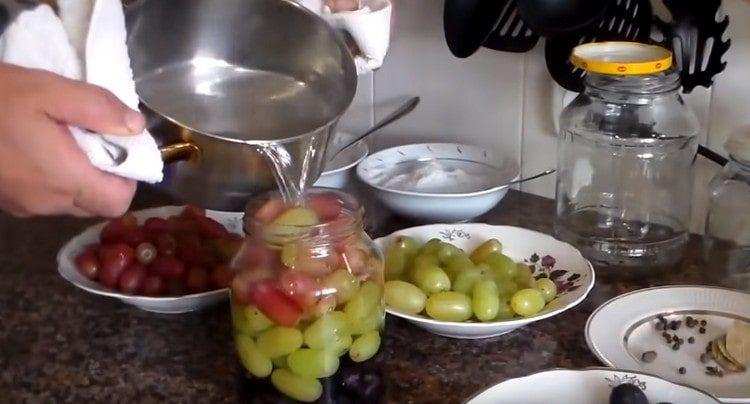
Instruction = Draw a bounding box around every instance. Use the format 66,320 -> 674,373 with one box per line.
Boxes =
230,190 -> 385,402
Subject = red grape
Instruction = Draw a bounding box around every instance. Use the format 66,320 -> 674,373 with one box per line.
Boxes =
100,259 -> 127,289
254,198 -> 286,224
75,249 -> 100,280
250,280 -> 303,327
230,268 -> 272,304
142,275 -> 164,296
306,193 -> 342,222
180,206 -> 206,219
135,242 -> 157,265
165,279 -> 187,296
143,217 -> 170,234
196,216 -> 229,239
100,217 -> 137,244
121,226 -> 148,247
150,255 -> 186,280
119,263 -> 147,294
98,243 -> 135,280
279,271 -> 320,308
155,232 -> 177,255
211,265 -> 234,289
186,267 -> 210,293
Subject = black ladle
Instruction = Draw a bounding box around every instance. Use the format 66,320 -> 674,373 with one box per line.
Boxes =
444,0 -> 510,58
516,0 -> 608,37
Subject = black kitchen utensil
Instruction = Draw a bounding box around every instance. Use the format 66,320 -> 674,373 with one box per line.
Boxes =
482,0 -> 539,53
516,0 -> 607,37
544,0 -> 652,92
654,0 -> 730,93
444,0 -> 510,58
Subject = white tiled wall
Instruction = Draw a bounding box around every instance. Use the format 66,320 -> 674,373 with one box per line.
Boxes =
340,0 -> 750,233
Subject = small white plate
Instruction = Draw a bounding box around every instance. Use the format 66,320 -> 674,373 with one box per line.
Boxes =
467,368 -> 719,404
357,143 -> 520,222
57,206 -> 243,314
315,132 -> 369,189
586,285 -> 750,403
374,223 -> 594,339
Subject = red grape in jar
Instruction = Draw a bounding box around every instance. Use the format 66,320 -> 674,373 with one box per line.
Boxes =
279,271 -> 321,308
150,255 -> 186,280
135,242 -> 157,265
119,263 -> 147,294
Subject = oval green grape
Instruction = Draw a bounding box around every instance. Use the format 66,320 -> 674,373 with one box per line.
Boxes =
384,280 -> 426,314
271,369 -> 323,402
452,267 -> 484,295
514,263 -> 535,288
472,280 -> 500,322
411,264 -> 451,294
483,252 -> 518,279
412,253 -> 439,270
257,326 -> 304,359
436,242 -> 460,263
534,278 -> 558,303
322,269 -> 359,304
349,330 -> 381,362
425,291 -> 473,322
495,298 -> 515,320
303,311 -> 350,350
384,245 -> 407,281
510,288 -> 546,317
469,239 -> 503,264
445,254 -> 475,279
421,238 -> 444,255
235,334 -> 272,377
287,348 -> 340,378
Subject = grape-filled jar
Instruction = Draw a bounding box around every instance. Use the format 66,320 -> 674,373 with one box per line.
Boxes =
230,189 -> 384,402
556,42 -> 699,275
704,133 -> 750,290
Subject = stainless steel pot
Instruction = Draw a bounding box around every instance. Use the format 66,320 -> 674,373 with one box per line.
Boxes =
126,0 -> 357,211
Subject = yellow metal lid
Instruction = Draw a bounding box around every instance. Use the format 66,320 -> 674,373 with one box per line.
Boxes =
570,42 -> 673,75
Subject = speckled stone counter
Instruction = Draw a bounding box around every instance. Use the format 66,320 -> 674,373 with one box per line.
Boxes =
0,187 -> 715,403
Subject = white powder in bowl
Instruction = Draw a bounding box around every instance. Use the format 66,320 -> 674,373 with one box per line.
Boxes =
377,159 -> 500,193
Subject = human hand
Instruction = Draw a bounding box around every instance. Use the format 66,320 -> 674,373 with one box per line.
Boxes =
325,0 -> 360,12
0,63 -> 145,218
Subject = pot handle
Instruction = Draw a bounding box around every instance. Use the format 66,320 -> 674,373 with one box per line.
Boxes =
160,142 -> 200,164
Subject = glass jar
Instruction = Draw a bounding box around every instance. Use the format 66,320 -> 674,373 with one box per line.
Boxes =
704,134 -> 750,290
555,42 -> 699,274
229,189 -> 384,402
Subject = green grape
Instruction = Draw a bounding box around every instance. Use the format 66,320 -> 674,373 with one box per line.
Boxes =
495,298 -> 515,320
496,278 -> 519,297
280,243 -> 297,268
445,254 -> 475,278
232,304 -> 273,336
534,278 -> 558,303
421,238 -> 443,255
472,280 -> 500,322
287,348 -> 340,378
412,253 -> 440,270
436,242 -> 460,263
384,280 -> 426,314
344,282 -> 383,322
514,263 -> 535,288
322,269 -> 359,304
271,369 -> 323,402
396,236 -> 420,256
235,334 -> 273,377
349,306 -> 384,335
469,239 -> 503,264
349,330 -> 381,362
384,244 -> 408,281
272,355 -> 288,369
410,264 -> 451,294
510,288 -> 545,317
303,311 -> 350,350
425,291 -> 473,322
265,208 -> 320,244
332,333 -> 353,356
257,327 -> 304,359
452,267 -> 484,295
483,252 -> 518,279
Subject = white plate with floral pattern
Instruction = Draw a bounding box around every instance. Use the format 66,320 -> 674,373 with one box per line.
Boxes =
466,368 -> 719,403
374,223 -> 595,339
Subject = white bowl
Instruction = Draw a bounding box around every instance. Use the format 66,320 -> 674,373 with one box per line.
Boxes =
374,223 -> 595,339
314,132 -> 369,189
467,368 -> 719,404
357,143 -> 520,222
57,206 -> 244,314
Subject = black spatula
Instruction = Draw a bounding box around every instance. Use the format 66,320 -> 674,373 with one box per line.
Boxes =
482,0 -> 539,53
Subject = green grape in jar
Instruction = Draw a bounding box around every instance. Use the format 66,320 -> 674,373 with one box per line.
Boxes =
452,267 -> 484,295
257,326 -> 304,358
410,264 -> 451,294
232,304 -> 274,336
265,208 -> 320,244
510,288 -> 545,317
384,280 -> 426,314
349,330 -> 381,362
425,291 -> 473,322
472,279 -> 500,322
534,278 -> 558,303
287,348 -> 340,378
272,355 -> 288,369
344,282 -> 382,319
483,252 -> 518,279
469,239 -> 503,264
322,269 -> 359,304
235,334 -> 273,378
303,311 -> 350,350
514,263 -> 535,288
271,369 -> 323,402
349,306 -> 384,335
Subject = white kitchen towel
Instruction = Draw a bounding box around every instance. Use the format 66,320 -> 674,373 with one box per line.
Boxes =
299,0 -> 392,75
0,0 -> 164,183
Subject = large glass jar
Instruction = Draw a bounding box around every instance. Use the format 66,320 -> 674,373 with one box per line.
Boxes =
704,134 -> 750,290
229,189 -> 384,402
555,42 -> 699,275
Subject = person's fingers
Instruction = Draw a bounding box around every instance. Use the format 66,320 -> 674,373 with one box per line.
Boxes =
37,73 -> 145,136
73,168 -> 136,218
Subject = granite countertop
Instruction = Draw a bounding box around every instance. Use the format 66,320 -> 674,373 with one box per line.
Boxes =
0,187 -> 715,403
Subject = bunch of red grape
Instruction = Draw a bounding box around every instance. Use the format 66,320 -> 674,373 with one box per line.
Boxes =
74,206 -> 242,296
